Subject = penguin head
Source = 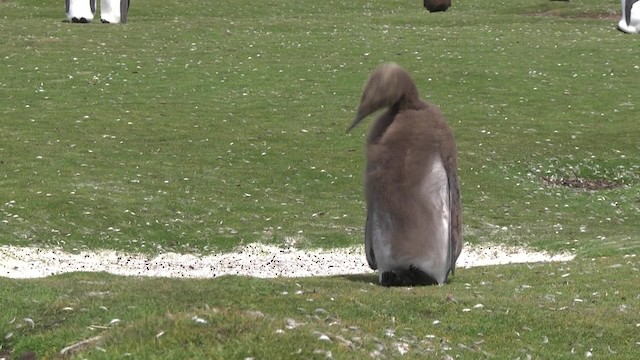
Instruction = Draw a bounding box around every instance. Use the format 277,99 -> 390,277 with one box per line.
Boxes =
347,63 -> 419,132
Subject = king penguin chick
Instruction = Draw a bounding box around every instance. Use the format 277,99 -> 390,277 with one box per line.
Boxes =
347,63 -> 463,286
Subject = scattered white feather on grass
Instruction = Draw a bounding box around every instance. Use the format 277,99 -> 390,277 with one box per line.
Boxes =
0,243 -> 574,279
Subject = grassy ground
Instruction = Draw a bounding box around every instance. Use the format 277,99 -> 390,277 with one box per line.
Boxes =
1,0 -> 639,358
1,257 -> 639,359
1,0 -> 637,256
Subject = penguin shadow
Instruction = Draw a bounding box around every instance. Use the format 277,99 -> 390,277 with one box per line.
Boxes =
61,19 -> 119,23
62,19 -> 91,23
337,273 -> 378,284
336,272 -> 459,286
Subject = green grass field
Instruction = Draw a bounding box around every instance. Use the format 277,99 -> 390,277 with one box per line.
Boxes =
1,0 -> 639,358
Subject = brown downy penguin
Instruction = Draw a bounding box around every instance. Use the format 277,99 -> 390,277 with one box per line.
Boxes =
347,63 -> 462,286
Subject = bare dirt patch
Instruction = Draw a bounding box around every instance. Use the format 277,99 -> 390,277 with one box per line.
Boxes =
542,176 -> 621,191
526,10 -> 619,20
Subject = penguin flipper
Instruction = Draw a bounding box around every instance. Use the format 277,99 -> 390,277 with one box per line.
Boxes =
625,0 -> 636,26
364,207 -> 377,270
446,155 -> 462,276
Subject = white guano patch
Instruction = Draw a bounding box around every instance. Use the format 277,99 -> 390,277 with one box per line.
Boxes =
0,243 -> 574,279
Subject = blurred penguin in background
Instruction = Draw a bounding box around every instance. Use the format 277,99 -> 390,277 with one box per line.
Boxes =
100,0 -> 130,23
423,0 -> 451,12
65,0 -> 96,23
618,0 -> 640,33
65,0 -> 129,24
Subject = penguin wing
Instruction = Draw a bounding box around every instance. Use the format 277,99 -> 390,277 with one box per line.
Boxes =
625,0 -> 636,26
121,0 -> 130,23
446,155 -> 462,273
364,207 -> 377,270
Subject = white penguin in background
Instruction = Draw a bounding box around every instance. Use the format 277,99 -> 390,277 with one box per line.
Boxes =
100,0 -> 130,23
347,63 -> 463,287
618,0 -> 640,33
65,0 -> 96,23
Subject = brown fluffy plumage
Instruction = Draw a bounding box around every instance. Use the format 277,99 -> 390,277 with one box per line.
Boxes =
348,63 -> 462,286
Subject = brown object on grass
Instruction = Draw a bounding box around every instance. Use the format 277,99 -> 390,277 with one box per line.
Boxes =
347,63 -> 462,286
423,0 -> 451,12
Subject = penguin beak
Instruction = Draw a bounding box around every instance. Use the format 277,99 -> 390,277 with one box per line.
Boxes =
346,111 -> 366,133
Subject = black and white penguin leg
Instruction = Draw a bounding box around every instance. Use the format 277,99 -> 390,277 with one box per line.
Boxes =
100,0 -> 130,24
618,0 -> 640,33
65,0 -> 96,23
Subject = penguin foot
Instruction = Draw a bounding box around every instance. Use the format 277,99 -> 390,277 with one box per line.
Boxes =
380,271 -> 401,287
101,19 -> 111,24
71,17 -> 90,23
617,22 -> 638,34
407,265 -> 441,285
380,266 -> 440,287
